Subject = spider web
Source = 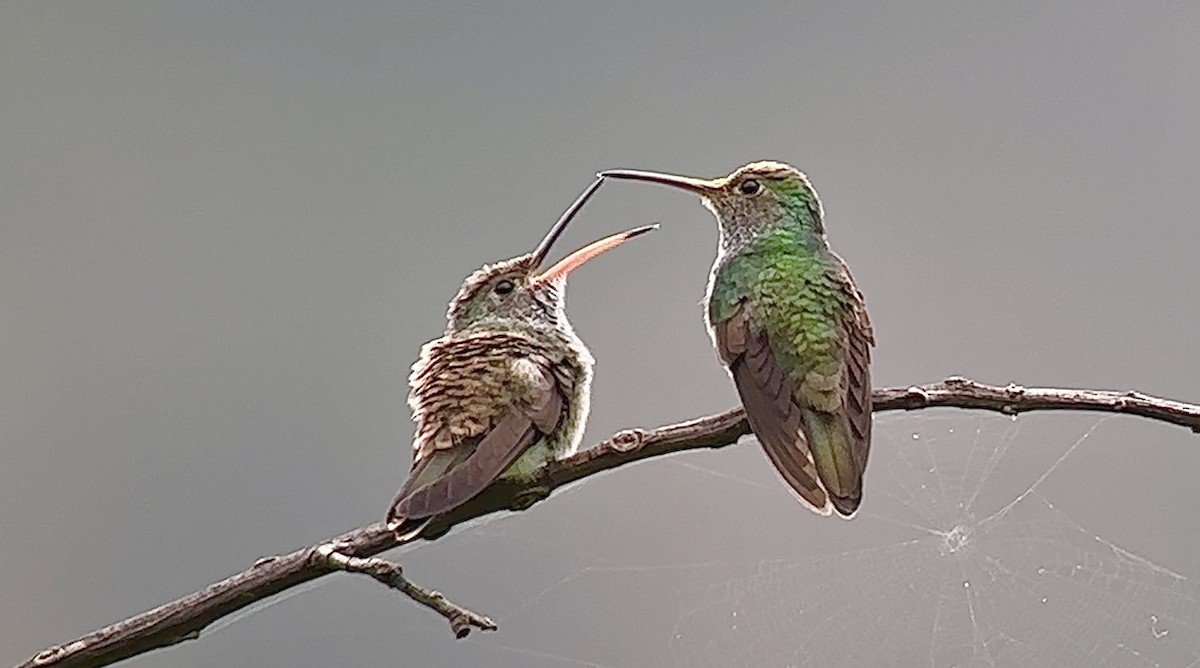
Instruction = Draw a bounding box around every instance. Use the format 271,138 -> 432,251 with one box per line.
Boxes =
425,412 -> 1200,668
665,413 -> 1200,667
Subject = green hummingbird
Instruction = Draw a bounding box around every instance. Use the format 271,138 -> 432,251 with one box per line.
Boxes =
387,178 -> 656,539
602,162 -> 874,517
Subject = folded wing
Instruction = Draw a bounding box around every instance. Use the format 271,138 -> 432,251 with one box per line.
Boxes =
387,333 -> 565,539
716,305 -> 834,516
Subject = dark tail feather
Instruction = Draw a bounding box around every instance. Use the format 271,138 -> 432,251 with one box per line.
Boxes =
387,513 -> 432,543
385,448 -> 464,541
829,492 -> 861,518
386,488 -> 432,542
801,408 -> 865,519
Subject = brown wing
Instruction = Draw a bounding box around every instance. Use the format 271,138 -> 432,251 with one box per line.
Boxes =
716,305 -> 833,516
835,258 -> 875,482
391,412 -> 541,520
386,334 -> 565,538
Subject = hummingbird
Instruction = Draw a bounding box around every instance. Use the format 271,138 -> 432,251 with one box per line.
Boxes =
601,162 -> 874,517
387,178 -> 656,540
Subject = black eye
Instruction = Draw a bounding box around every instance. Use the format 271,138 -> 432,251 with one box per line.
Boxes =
738,179 -> 762,196
494,279 -> 516,295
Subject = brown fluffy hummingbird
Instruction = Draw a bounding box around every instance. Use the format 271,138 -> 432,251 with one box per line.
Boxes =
387,178 -> 656,539
602,162 -> 873,517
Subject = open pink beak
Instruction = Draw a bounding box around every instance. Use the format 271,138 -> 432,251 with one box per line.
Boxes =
532,224 -> 658,285
527,176 -> 657,284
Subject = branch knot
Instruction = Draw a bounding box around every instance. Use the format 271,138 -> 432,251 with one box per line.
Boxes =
609,428 -> 647,452
905,385 -> 930,404
32,647 -> 66,665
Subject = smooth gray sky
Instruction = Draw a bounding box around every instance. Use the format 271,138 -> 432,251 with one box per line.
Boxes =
3,2 -> 1199,667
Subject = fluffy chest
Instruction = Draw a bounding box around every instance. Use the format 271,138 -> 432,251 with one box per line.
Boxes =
412,328 -> 589,431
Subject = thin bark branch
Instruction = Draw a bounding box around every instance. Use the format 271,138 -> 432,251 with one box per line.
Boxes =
20,377 -> 1200,668
313,543 -> 496,638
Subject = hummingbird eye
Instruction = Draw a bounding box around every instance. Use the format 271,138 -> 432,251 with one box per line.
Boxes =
493,279 -> 516,296
738,179 -> 763,196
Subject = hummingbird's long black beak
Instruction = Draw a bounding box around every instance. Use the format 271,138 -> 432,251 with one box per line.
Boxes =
532,224 -> 658,285
598,169 -> 722,196
530,176 -> 607,271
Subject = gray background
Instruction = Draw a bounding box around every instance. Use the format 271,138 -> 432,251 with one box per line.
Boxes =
3,2 -> 1199,667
